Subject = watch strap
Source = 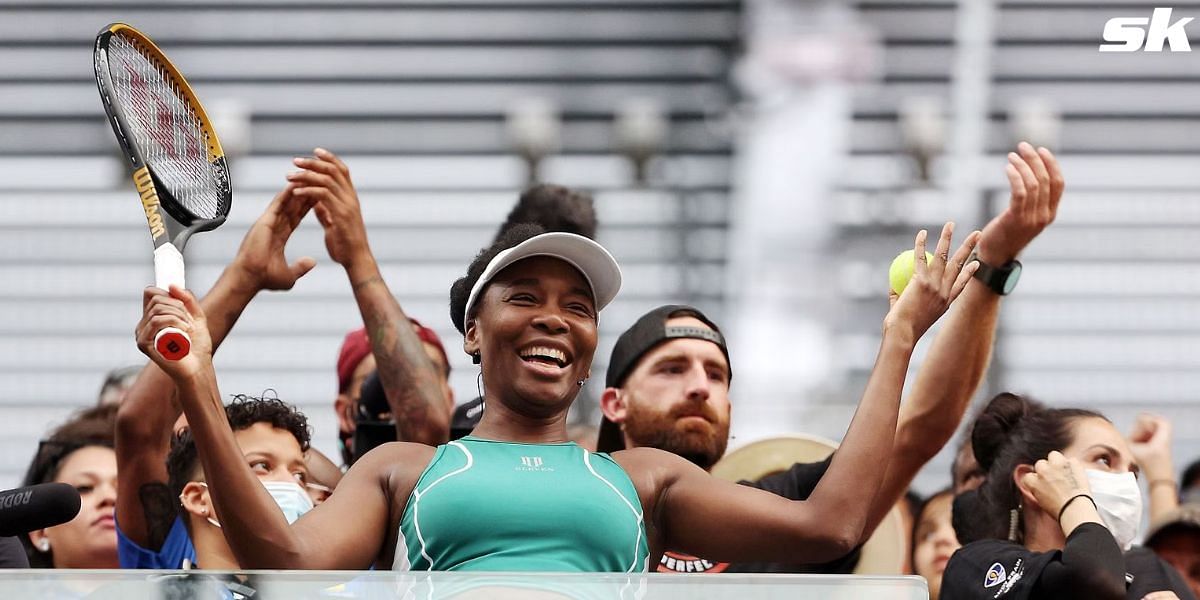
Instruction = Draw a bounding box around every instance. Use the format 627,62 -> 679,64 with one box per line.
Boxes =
969,252 -> 1020,296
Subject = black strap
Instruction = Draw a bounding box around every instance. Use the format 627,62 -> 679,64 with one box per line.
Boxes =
1057,493 -> 1098,527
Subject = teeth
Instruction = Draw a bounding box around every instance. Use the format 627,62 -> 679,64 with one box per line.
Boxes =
520,346 -> 566,365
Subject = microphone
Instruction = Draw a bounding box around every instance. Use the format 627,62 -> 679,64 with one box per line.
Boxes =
0,483 -> 81,537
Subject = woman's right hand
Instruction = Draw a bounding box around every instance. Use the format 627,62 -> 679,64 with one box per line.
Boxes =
1020,451 -> 1093,524
135,285 -> 213,381
883,223 -> 981,343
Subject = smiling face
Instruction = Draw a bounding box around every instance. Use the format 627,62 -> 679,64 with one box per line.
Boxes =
464,256 -> 598,417
31,445 -> 119,569
611,316 -> 731,469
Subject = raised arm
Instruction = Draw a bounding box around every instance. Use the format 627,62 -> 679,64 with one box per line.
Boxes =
863,142 -> 1065,536
135,286 -> 419,569
641,225 -> 979,564
1129,414 -> 1178,523
115,184 -> 316,549
288,148 -> 450,446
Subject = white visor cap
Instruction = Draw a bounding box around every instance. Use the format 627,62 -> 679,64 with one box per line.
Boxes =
462,232 -> 623,332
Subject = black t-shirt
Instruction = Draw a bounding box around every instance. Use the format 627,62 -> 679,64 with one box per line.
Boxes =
0,536 -> 29,568
940,522 -> 1193,600
656,455 -> 862,574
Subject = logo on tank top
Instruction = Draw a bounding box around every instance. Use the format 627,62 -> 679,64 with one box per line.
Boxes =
517,456 -> 553,472
657,550 -> 728,573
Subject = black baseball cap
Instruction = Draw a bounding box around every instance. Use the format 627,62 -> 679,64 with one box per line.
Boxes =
596,305 -> 731,453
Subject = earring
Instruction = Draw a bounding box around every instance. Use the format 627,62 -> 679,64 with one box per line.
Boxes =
1007,504 -> 1022,542
577,379 -> 587,387
37,538 -> 50,553
472,352 -> 481,365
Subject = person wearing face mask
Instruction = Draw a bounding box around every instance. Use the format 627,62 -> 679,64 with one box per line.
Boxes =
113,179 -> 321,570
115,397 -> 313,570
943,393 -> 1194,600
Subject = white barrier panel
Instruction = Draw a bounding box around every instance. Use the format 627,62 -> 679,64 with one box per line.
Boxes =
0,570 -> 929,599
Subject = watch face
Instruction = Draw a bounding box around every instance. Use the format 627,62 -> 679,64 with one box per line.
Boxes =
1002,262 -> 1022,295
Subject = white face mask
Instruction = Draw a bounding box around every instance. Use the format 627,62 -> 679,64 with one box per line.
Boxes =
193,480 -> 314,527
1085,469 -> 1142,550
262,480 -> 314,524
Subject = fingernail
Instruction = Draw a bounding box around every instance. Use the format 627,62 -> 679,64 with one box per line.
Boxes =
315,147 -> 328,155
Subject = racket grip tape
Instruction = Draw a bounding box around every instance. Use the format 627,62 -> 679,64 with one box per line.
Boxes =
152,244 -> 189,360
154,327 -> 191,361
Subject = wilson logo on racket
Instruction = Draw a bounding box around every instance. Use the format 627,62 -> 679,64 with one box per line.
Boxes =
95,23 -> 232,362
133,167 -> 167,239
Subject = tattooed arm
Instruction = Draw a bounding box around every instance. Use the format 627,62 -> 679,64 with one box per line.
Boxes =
116,184 -> 316,550
290,148 -> 450,446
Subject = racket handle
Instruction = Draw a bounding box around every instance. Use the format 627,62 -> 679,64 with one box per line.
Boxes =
154,327 -> 191,361
154,244 -> 186,290
152,244 -> 189,360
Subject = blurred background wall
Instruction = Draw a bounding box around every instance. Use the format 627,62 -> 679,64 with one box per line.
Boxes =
0,0 -> 1197,495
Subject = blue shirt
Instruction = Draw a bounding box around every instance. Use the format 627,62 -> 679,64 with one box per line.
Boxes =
116,514 -> 197,569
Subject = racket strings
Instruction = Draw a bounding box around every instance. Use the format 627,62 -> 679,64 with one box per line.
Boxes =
107,34 -> 225,220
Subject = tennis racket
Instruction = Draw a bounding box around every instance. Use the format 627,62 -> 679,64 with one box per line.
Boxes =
93,23 -> 232,361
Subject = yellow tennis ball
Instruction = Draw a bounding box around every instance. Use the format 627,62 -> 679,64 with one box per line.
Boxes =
889,250 -> 935,295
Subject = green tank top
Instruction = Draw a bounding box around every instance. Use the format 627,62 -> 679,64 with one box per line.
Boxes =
395,436 -> 649,572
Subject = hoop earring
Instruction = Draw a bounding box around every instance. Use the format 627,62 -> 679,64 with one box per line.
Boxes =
476,370 -> 485,403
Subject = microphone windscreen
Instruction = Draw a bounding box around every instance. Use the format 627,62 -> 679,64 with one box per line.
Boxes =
0,482 -> 82,537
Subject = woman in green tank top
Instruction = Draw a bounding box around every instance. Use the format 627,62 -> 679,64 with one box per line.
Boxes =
137,162 -> 981,572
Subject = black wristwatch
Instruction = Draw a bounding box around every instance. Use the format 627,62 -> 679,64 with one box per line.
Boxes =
969,253 -> 1022,295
